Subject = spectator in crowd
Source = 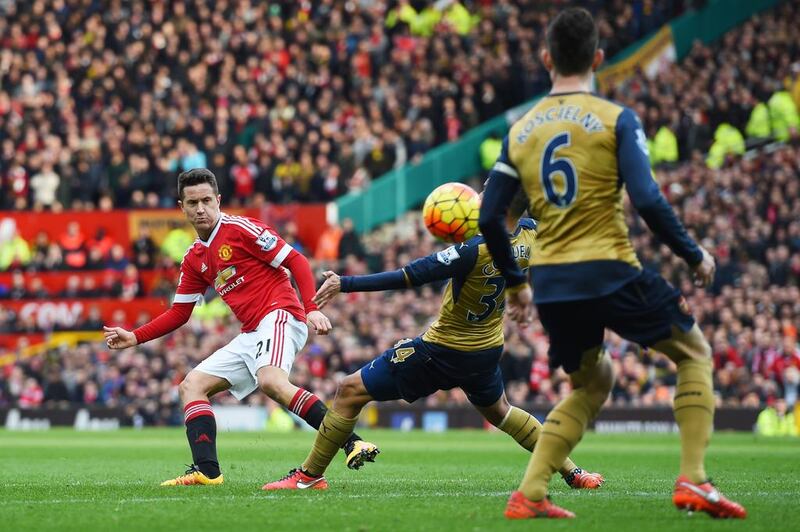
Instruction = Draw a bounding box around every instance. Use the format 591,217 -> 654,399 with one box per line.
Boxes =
59,222 -> 87,270
338,218 -> 366,261
89,229 -> 115,262
119,264 -> 142,301
4,271 -> 27,299
315,223 -> 344,262
282,222 -> 307,257
60,275 -> 82,299
29,163 -> 61,209
105,244 -> 130,272
756,398 -> 798,436
28,277 -> 49,299
132,227 -> 158,269
29,231 -> 52,270
161,227 -> 194,264
18,378 -> 44,409
43,368 -> 71,405
0,219 -> 31,270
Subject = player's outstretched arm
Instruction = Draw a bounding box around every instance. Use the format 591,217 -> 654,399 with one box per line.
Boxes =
326,243 -> 480,302
479,142 -> 533,327
616,108 -> 714,288
104,302 -> 195,349
103,326 -> 137,350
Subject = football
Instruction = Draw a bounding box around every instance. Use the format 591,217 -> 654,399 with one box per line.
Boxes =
422,182 -> 481,243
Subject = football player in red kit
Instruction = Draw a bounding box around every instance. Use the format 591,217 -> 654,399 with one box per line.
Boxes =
103,169 -> 378,486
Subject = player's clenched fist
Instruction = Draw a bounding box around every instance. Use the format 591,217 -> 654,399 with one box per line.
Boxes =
313,271 -> 342,309
306,310 -> 332,335
103,326 -> 138,349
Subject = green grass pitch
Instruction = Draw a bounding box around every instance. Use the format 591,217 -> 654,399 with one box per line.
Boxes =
1,429 -> 798,531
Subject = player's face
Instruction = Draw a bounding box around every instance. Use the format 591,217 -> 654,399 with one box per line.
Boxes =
179,183 -> 221,235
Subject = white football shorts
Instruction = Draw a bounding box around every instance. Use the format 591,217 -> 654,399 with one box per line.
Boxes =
194,309 -> 308,400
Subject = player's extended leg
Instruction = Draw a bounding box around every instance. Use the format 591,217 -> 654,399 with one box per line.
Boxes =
505,347 -> 614,519
261,370 -> 374,490
652,324 -> 746,519
474,393 -> 603,489
161,370 -> 230,486
256,366 -> 378,470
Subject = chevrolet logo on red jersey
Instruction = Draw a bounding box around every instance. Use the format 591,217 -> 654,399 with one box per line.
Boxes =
214,266 -> 237,291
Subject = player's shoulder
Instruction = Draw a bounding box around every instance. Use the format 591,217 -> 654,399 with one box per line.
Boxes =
587,94 -> 641,129
429,236 -> 481,269
219,213 -> 270,238
180,238 -> 204,265
459,234 -> 485,259
517,217 -> 537,231
579,93 -> 632,131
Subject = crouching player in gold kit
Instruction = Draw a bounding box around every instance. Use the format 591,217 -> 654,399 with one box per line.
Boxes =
478,7 -> 746,520
262,191 -> 603,491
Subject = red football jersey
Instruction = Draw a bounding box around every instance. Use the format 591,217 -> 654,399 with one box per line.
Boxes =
174,213 -> 305,331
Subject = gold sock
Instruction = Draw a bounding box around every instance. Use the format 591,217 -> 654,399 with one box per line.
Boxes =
518,388 -> 600,501
673,358 -> 714,483
498,406 -> 540,451
301,410 -> 358,476
497,406 -> 577,476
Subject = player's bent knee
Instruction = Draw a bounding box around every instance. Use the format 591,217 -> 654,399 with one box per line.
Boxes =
572,352 -> 614,408
477,395 -> 510,427
258,380 -> 278,400
257,376 -> 286,401
335,373 -> 370,408
654,324 -> 711,363
178,378 -> 192,401
338,374 -> 364,398
179,372 -> 211,402
256,366 -> 293,402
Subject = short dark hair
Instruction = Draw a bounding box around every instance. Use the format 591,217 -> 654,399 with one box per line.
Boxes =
546,8 -> 598,76
177,168 -> 219,200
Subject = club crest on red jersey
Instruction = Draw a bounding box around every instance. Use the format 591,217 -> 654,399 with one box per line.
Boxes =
218,244 -> 233,261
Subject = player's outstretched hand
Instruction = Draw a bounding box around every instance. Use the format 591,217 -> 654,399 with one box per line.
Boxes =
691,246 -> 716,288
313,271 -> 341,309
506,284 -> 534,329
307,310 -> 332,335
103,326 -> 137,350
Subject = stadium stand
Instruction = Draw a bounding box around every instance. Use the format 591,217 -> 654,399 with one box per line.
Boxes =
1,1 -> 799,426
0,0 -> 685,210
608,0 -> 800,163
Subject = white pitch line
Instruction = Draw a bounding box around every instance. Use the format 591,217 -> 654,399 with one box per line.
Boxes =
3,491 -> 509,506
3,490 -> 795,506
1,495 -> 241,506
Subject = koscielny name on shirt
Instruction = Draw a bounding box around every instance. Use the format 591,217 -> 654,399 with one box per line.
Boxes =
516,105 -> 605,143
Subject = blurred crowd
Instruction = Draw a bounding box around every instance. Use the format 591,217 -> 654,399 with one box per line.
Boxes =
608,0 -> 800,165
2,0 -> 800,425
0,0 -> 684,210
2,139 -> 800,421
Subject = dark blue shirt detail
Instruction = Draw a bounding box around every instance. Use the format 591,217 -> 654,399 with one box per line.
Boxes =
616,108 -> 703,265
